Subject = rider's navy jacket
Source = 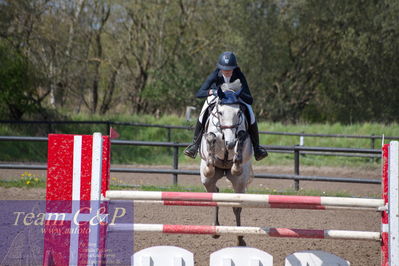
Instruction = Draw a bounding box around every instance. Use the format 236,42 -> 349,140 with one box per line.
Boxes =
195,68 -> 253,105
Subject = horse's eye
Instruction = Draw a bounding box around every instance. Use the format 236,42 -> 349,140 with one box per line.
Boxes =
218,111 -> 223,116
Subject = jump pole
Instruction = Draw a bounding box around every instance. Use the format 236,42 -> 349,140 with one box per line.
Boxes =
106,190 -> 384,209
43,133 -> 399,266
130,199 -> 379,211
108,223 -> 381,241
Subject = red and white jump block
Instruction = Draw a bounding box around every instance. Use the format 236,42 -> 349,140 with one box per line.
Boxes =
382,141 -> 399,266
43,133 -> 110,266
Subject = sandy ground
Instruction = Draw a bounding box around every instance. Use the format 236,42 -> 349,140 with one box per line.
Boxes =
0,164 -> 382,265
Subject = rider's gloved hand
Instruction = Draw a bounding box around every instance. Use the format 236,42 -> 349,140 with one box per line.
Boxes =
208,89 -> 217,96
229,79 -> 242,92
221,83 -> 230,92
221,80 -> 242,93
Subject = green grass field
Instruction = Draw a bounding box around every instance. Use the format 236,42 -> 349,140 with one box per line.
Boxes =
0,114 -> 397,169
0,176 -> 354,197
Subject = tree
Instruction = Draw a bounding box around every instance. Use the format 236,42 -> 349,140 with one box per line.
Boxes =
0,41 -> 45,119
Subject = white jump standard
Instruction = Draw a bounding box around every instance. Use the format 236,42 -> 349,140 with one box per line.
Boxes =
43,133 -> 399,266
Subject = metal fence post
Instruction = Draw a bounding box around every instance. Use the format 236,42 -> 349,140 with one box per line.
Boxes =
47,121 -> 54,134
106,122 -> 111,136
294,146 -> 300,191
370,134 -> 375,163
167,128 -> 172,142
167,128 -> 172,155
172,145 -> 179,185
299,132 -> 306,157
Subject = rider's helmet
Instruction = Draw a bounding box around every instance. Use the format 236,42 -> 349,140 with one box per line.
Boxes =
217,51 -> 238,70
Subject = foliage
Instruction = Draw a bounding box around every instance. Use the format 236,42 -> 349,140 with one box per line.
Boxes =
0,0 -> 398,123
0,41 -> 44,119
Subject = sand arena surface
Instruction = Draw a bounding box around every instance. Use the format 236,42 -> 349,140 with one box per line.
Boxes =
0,164 -> 382,265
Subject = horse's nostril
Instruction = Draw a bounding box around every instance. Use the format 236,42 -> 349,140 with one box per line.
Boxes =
226,141 -> 236,149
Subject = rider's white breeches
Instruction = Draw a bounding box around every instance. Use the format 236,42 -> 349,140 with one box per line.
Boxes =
239,99 -> 256,124
198,96 -> 256,125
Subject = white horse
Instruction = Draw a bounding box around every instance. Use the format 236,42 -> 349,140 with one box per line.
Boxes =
199,88 -> 254,246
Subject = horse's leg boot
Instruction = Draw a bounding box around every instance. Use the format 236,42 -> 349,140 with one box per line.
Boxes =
184,120 -> 204,159
249,122 -> 268,161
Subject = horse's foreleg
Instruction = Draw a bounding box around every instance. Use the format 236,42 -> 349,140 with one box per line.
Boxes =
233,207 -> 246,246
232,131 -> 247,176
231,152 -> 243,176
204,133 -> 217,177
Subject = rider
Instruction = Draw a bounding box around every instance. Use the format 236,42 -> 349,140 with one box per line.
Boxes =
184,51 -> 268,161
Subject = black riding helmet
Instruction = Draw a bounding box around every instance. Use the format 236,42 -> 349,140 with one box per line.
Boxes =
217,51 -> 238,70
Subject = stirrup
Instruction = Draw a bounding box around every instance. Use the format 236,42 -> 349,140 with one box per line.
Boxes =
184,144 -> 199,159
254,147 -> 268,161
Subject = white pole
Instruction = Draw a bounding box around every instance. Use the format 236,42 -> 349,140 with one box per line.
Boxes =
88,133 -> 103,266
389,141 -> 399,266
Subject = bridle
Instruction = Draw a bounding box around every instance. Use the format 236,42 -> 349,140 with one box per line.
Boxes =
211,102 -> 243,132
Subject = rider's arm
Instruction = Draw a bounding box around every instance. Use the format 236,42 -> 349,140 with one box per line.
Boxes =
236,70 -> 253,105
195,69 -> 218,98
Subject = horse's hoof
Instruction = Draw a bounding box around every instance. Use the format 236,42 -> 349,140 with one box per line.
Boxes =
231,166 -> 243,176
237,237 -> 246,246
204,167 -> 215,178
212,234 -> 220,239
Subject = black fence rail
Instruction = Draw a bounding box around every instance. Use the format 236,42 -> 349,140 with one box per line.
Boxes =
0,136 -> 382,190
1,120 -> 399,149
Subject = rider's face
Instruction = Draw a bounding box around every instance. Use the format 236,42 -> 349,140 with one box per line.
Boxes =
221,70 -> 233,78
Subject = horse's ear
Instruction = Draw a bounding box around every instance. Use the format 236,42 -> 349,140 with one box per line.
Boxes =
217,87 -> 225,99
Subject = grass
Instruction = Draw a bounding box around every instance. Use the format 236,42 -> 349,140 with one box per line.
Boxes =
0,172 -> 46,188
109,184 -> 354,197
0,114 -> 397,168
0,175 -> 359,198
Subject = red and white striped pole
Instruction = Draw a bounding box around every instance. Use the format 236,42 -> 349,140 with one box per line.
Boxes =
132,199 -> 378,211
106,190 -> 384,209
108,223 -> 381,241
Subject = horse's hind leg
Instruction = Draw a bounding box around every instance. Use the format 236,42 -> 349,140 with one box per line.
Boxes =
233,207 -> 246,246
227,171 -> 248,246
212,187 -> 220,239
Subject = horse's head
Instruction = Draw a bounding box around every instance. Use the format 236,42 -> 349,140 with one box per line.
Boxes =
215,88 -> 244,150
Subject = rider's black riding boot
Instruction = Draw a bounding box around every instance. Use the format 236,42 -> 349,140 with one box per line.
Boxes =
248,122 -> 268,161
184,120 -> 204,159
